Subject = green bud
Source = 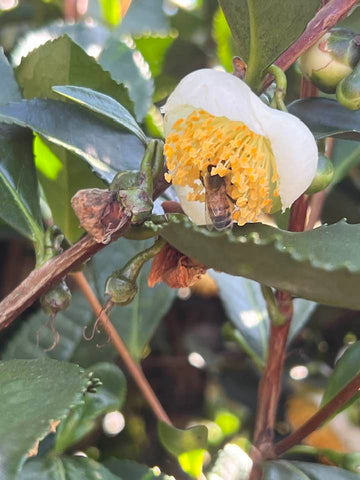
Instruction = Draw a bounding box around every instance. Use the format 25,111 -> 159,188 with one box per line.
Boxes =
336,60 -> 360,110
300,28 -> 360,93
343,452 -> 360,473
40,280 -> 71,316
305,154 -> 334,194
104,273 -> 138,305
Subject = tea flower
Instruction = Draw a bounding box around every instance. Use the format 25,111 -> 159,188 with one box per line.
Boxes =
163,69 -> 318,226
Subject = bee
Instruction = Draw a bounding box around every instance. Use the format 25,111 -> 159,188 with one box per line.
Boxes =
201,166 -> 234,231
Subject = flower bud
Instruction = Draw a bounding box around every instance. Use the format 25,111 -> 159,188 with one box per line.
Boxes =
40,280 -> 72,316
336,60 -> 360,110
300,28 -> 360,93
305,154 -> 334,194
104,273 -> 138,306
343,452 -> 360,473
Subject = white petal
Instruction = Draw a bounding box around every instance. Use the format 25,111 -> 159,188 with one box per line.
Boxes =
174,185 -> 207,225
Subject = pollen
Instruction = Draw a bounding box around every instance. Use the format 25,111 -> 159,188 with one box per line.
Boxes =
164,109 -> 280,225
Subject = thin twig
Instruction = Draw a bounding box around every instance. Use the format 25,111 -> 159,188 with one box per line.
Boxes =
72,271 -> 172,425
275,371 -> 360,456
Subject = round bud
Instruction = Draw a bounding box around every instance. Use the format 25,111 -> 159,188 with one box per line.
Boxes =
336,61 -> 360,110
40,280 -> 71,316
104,273 -> 138,305
300,28 -> 360,93
305,154 -> 334,194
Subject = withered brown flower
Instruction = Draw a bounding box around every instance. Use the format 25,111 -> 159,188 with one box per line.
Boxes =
71,188 -> 130,244
148,243 -> 207,289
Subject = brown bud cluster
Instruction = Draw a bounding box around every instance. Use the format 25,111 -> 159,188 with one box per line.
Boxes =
71,188 -> 130,244
148,243 -> 207,289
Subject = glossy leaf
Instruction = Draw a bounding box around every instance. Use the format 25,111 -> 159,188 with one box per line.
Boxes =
16,35 -> 134,116
2,292 -> 94,362
158,421 -> 207,478
53,85 -> 147,144
288,98 -> 360,141
0,48 -> 21,104
0,359 -> 91,480
0,125 -> 43,245
212,7 -> 235,72
105,458 -> 172,479
321,341 -> 360,410
55,362 -> 127,453
331,139 -> 360,184
134,34 -> 176,78
147,214 -> 360,309
262,460 -> 360,479
218,0 -> 321,90
0,98 -> 145,184
72,237 -> 176,365
21,456 -> 121,480
99,38 -> 154,121
211,272 -> 316,366
34,136 -> 105,243
117,0 -> 170,35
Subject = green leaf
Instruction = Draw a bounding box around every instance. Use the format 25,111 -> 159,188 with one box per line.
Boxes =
0,359 -> 90,480
330,139 -> 360,185
105,458 -> 172,479
158,421 -> 207,478
2,292 -> 94,362
0,98 -> 145,184
34,136 -> 106,243
21,456 -> 121,480
0,124 -> 43,246
52,85 -> 147,144
321,341 -> 360,411
211,272 -> 316,367
262,460 -> 360,479
55,362 -> 126,453
117,0 -> 170,35
212,7 -> 235,72
99,0 -> 121,26
16,35 -> 134,117
99,38 -> 154,122
72,238 -> 176,365
147,214 -> 360,309
0,48 -> 21,104
218,0 -> 321,90
288,98 -> 360,141
134,34 -> 176,78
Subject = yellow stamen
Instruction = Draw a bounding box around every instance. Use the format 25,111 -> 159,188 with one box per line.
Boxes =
165,109 -> 280,226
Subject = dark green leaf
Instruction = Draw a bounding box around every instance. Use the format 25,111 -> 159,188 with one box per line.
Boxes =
147,214 -> 360,309
0,359 -> 90,480
117,0 -> 170,35
331,139 -> 360,184
321,341 -> 360,410
55,362 -> 126,453
262,460 -> 360,479
211,272 -> 315,366
134,34 -> 176,78
158,421 -> 207,478
53,86 -> 147,144
99,38 -> 154,122
72,238 -> 176,365
0,124 -> 43,245
105,458 -> 172,479
218,0 -> 321,90
2,292 -> 94,362
288,98 -> 360,141
0,48 -> 21,104
21,456 -> 120,480
34,137 -> 106,243
0,98 -> 145,184
15,35 -> 134,116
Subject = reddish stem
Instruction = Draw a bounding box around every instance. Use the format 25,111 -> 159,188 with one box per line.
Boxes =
275,371 -> 360,456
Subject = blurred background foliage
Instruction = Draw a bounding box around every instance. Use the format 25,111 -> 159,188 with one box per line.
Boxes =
1,0 -> 360,478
